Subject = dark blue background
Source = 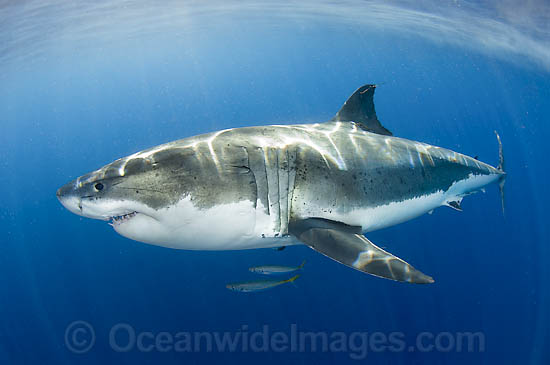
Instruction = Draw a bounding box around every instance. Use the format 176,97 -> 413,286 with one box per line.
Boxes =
1,2 -> 548,364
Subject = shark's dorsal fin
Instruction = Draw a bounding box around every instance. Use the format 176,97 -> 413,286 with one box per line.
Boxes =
332,84 -> 392,136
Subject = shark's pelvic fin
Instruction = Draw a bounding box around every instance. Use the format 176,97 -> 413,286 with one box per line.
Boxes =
332,84 -> 393,136
446,200 -> 463,211
289,218 -> 434,284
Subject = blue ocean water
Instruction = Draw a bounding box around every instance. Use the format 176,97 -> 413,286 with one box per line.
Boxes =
1,1 -> 549,364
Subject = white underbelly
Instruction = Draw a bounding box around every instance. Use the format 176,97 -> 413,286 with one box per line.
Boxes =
113,197 -> 297,250
339,193 -> 446,232
114,174 -> 497,249
314,173 -> 498,232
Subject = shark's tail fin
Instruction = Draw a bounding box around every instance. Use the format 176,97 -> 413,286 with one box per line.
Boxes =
495,131 -> 506,216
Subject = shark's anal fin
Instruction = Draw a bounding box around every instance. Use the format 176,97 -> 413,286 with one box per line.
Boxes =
332,84 -> 392,136
289,218 -> 434,284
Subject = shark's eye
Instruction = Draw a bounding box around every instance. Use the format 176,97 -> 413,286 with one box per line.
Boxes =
94,182 -> 104,191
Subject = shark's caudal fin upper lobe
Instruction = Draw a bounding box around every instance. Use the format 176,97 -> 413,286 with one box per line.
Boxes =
495,131 -> 506,216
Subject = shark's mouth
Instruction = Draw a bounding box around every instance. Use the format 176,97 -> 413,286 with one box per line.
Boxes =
109,211 -> 138,226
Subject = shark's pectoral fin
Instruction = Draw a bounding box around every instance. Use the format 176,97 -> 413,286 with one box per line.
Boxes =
289,218 -> 434,284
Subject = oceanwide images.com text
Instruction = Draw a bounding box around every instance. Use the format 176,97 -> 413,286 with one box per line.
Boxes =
65,321 -> 485,360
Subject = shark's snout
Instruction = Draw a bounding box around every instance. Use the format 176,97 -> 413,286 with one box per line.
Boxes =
56,182 -> 84,216
56,181 -> 75,199
56,185 -> 68,199
56,177 -> 153,223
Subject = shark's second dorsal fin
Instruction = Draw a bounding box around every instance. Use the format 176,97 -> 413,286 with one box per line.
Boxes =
332,84 -> 392,136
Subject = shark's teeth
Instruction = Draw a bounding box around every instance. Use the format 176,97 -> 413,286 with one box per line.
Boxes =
110,211 -> 138,225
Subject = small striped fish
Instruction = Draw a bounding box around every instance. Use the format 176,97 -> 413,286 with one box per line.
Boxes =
226,275 -> 299,292
249,261 -> 306,275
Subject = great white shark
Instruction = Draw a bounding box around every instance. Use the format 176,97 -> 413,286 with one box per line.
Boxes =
57,84 -> 505,284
